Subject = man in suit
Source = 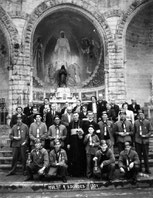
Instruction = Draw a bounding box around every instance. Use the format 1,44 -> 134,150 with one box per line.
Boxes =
128,99 -> 140,120
61,106 -> 73,128
10,106 -> 27,128
23,101 -> 34,117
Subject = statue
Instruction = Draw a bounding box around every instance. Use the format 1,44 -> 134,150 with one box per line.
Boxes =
51,31 -> 71,70
33,37 -> 43,79
58,65 -> 67,87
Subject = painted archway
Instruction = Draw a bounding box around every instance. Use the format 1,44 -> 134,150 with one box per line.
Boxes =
23,0 -> 114,100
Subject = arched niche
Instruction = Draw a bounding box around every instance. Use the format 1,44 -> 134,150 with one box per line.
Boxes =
33,9 -> 104,89
125,2 -> 153,105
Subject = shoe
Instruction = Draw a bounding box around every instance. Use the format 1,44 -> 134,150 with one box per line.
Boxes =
104,180 -> 112,187
145,170 -> 151,175
24,177 -> 33,181
130,178 -> 137,185
6,172 -> 15,176
62,177 -> 67,183
23,171 -> 27,176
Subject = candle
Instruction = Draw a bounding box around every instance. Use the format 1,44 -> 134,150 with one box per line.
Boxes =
36,128 -> 40,138
139,125 -> 142,136
123,124 -> 126,133
104,126 -> 107,136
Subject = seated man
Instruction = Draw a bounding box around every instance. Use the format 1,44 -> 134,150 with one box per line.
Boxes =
93,140 -> 115,185
25,139 -> 49,181
118,141 -> 140,184
49,140 -> 68,183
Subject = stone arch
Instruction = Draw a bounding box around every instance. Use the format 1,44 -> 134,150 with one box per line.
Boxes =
116,0 -> 151,38
0,6 -> 20,67
0,6 -> 20,115
23,0 -> 114,92
115,0 -> 153,105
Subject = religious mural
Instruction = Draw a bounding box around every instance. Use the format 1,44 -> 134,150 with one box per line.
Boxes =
33,29 -> 101,88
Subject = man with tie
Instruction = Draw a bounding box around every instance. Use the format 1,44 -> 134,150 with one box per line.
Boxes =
98,111 -> 114,151
134,110 -> 152,174
48,115 -> 67,150
113,109 -> 133,153
7,114 -> 29,176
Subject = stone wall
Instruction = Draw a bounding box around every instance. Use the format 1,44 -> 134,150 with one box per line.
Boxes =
0,0 -> 152,113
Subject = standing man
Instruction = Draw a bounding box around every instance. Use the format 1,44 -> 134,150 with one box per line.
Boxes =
98,112 -> 114,151
134,110 -> 152,174
10,106 -> 27,128
48,115 -> 67,150
114,109 -> 134,153
7,114 -> 29,176
82,111 -> 100,137
61,106 -> 73,128
88,96 -> 98,122
67,111 -> 85,177
128,99 -> 141,120
29,113 -> 47,150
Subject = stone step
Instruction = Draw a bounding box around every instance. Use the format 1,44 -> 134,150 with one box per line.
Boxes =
0,150 -> 12,157
0,156 -> 12,164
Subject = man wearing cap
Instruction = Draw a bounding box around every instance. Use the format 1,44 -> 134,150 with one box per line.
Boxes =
7,114 -> 29,176
49,140 -> 68,183
25,139 -> 49,181
48,115 -> 67,150
134,110 -> 152,174
113,109 -> 134,153
29,113 -> 47,149
98,112 -> 114,151
93,140 -> 115,185
118,141 -> 140,184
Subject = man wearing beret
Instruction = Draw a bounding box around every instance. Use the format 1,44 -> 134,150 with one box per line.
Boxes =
134,110 -> 152,174
25,139 -> 49,181
7,114 -> 29,176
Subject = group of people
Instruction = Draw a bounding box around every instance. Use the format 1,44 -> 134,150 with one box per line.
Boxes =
6,96 -> 152,184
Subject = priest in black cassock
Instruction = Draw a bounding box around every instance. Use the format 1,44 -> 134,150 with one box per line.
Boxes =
67,111 -> 86,177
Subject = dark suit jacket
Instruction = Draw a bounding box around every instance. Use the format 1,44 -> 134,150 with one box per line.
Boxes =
128,104 -> 140,119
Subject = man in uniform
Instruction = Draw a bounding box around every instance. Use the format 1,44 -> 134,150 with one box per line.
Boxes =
134,110 -> 152,174
7,114 -> 29,176
25,139 -> 49,181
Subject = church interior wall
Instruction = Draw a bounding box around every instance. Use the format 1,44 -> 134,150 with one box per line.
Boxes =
125,1 -> 153,106
0,0 -> 152,115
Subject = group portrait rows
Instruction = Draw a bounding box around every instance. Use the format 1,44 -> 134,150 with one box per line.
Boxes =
6,96 -> 152,185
